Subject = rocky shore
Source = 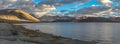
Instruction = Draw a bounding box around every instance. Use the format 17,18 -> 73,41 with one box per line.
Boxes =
0,23 -> 97,44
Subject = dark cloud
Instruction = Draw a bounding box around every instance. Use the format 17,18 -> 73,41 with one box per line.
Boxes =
59,0 -> 90,4
115,5 -> 120,10
43,0 -> 90,3
114,0 -> 120,2
67,6 -> 111,15
0,0 -> 34,8
36,0 -> 90,7
60,10 -> 68,12
37,1 -> 56,5
0,0 -> 90,9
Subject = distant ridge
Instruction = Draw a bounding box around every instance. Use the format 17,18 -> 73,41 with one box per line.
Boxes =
0,9 -> 40,22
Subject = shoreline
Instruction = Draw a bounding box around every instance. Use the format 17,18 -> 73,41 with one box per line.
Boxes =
0,23 -> 97,44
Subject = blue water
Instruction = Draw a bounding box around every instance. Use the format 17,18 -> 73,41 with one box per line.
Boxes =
16,22 -> 120,44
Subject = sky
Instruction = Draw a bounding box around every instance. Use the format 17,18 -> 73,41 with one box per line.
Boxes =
32,0 -> 118,8
0,0 -> 120,17
32,0 -> 101,11
33,0 -> 42,3
32,0 -> 119,15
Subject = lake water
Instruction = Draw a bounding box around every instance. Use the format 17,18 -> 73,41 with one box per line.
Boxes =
15,22 -> 120,44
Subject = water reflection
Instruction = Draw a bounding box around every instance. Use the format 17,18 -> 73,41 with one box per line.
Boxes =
15,23 -> 120,44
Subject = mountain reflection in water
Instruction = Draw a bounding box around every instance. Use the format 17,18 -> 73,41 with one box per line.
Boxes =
15,22 -> 120,44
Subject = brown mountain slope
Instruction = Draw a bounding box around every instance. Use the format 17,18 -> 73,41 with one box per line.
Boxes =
0,9 -> 40,22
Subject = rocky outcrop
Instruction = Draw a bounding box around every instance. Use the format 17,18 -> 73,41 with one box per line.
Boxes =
0,9 -> 40,22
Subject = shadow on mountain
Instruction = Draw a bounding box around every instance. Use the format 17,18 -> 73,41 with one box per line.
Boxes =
0,9 -> 40,23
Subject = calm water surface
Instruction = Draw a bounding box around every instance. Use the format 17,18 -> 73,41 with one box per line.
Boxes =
15,22 -> 120,44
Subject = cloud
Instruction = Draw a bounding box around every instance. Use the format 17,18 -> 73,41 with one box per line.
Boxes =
37,1 -> 56,5
0,0 -> 90,10
36,0 -> 90,7
114,0 -> 120,2
0,0 -> 56,17
4,0 -> 17,2
58,0 -> 90,4
17,0 -> 31,2
0,0 -> 56,18
67,6 -> 111,15
6,0 -> 34,8
115,5 -> 120,10
32,5 -> 56,18
0,0 -> 33,8
98,0 -> 113,7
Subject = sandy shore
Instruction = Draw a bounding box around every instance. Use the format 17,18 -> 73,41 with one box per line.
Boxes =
0,23 -> 97,44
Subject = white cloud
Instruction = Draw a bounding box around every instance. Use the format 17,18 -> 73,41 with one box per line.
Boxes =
10,0 -> 17,2
91,4 -> 97,7
25,0 -> 31,1
100,0 -> 113,7
4,0 -> 17,3
33,4 -> 56,18
17,0 -> 31,2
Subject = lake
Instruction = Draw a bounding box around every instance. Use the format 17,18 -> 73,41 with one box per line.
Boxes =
15,22 -> 120,44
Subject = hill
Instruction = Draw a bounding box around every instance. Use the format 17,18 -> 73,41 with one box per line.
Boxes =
0,9 -> 40,22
